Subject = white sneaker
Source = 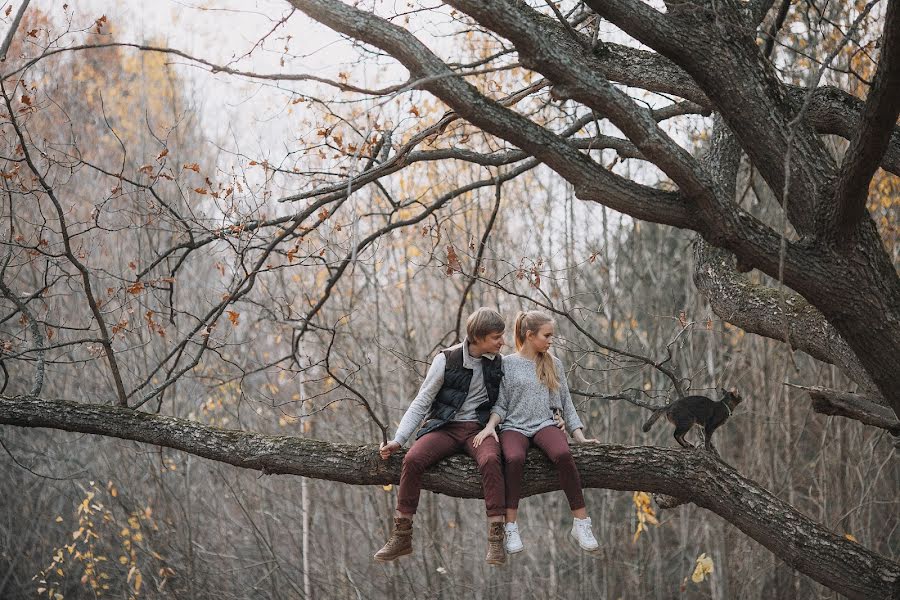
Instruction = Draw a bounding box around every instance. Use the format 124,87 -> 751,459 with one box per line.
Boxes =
570,517 -> 599,552
504,522 -> 524,554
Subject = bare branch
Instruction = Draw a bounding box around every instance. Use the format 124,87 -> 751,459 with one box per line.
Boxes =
0,79 -> 129,406
0,0 -> 30,63
785,383 -> 900,435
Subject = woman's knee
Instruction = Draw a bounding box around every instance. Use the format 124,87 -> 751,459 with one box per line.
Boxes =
503,452 -> 526,469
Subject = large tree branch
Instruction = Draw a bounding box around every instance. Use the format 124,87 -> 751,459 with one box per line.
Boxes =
693,115 -> 893,434
547,38 -> 900,176
587,0 -> 832,236
281,0 -> 900,420
12,33 -> 900,177
799,85 -> 900,176
444,0 -> 713,200
286,0 -> 692,229
17,35 -> 900,177
693,239 -> 880,395
784,384 -> 900,436
565,38 -> 900,175
0,395 -> 897,599
286,0 -> 828,305
828,0 -> 900,237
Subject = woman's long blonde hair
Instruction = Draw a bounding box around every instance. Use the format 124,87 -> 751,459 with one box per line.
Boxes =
514,311 -> 559,391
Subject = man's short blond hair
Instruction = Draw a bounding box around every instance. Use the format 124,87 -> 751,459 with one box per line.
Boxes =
466,307 -> 505,341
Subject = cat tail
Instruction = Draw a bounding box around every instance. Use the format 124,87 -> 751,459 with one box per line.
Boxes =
641,409 -> 666,432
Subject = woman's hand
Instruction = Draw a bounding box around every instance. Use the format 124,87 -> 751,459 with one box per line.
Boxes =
379,440 -> 401,460
472,426 -> 498,448
554,411 -> 566,430
572,429 -> 600,444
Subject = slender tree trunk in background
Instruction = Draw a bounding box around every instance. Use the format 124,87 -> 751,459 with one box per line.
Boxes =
301,476 -> 310,600
548,516 -> 558,598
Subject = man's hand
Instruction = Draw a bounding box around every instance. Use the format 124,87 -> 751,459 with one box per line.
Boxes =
379,440 -> 401,460
472,426 -> 498,448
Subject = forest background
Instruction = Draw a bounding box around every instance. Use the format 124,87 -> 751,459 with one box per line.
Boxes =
0,1 -> 897,599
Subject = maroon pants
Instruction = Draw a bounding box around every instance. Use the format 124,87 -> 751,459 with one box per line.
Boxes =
500,426 -> 585,510
397,421 -> 505,517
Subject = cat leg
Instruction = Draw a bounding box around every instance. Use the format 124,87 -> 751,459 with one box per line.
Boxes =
673,427 -> 693,448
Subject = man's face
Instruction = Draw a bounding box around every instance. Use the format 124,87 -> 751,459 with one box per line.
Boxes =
472,331 -> 505,355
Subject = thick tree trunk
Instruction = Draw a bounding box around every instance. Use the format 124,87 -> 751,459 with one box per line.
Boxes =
1,395 -> 897,599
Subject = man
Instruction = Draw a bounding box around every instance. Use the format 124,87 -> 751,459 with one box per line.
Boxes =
375,307 -> 507,565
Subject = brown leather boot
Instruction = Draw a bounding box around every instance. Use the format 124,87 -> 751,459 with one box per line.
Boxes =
485,522 -> 506,566
373,517 -> 413,562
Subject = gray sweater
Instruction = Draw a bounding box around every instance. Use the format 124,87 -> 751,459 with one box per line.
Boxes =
491,353 -> 584,437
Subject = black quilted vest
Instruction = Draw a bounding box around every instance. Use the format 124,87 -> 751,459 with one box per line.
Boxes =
415,345 -> 503,439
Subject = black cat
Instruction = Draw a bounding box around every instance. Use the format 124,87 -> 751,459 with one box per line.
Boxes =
642,389 -> 743,453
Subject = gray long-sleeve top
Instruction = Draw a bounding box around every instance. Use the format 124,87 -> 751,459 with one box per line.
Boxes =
391,340 -> 495,446
491,353 -> 584,437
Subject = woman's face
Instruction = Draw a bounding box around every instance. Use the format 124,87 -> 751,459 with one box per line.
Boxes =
526,322 -> 554,353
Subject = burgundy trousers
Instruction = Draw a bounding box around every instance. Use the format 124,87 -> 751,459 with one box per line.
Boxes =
397,422 -> 505,517
500,425 -> 585,510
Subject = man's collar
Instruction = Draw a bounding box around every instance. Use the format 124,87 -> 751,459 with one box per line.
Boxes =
463,337 -> 496,366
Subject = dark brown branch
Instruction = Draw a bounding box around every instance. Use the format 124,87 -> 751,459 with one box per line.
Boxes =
287,0 -> 693,230
800,85 -> 900,176
15,30 -> 898,178
829,0 -> 900,236
0,395 -> 897,599
587,0 -> 829,236
762,0 -> 792,59
0,80 -> 129,407
446,0 -> 713,200
785,384 -> 900,436
693,238 -> 879,395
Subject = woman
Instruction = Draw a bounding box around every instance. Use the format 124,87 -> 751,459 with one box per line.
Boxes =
473,310 -> 600,554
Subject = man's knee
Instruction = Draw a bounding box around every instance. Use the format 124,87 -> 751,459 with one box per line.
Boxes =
402,450 -> 429,473
477,452 -> 502,472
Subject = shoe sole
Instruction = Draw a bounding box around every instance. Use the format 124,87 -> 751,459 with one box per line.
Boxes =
373,548 -> 412,562
569,530 -> 600,552
506,545 -> 525,554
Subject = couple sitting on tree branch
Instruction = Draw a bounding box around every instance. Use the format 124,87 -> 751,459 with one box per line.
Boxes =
375,307 -> 601,566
